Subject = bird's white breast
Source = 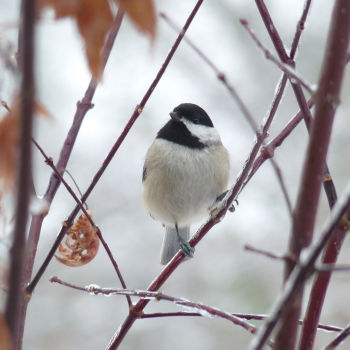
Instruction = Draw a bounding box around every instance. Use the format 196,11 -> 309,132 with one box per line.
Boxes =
142,138 -> 230,226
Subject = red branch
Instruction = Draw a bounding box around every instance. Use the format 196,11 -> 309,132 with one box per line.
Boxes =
50,277 -> 274,347
251,0 -> 350,349
286,0 -> 350,347
245,97 -> 314,187
323,324 -> 350,350
5,0 -> 36,345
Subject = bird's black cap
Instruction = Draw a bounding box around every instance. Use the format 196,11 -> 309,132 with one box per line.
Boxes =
170,103 -> 214,127
156,103 -> 213,149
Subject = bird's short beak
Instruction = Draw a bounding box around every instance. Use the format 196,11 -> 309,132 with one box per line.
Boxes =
170,111 -> 181,122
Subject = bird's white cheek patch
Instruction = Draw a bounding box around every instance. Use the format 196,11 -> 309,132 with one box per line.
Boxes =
182,120 -> 221,145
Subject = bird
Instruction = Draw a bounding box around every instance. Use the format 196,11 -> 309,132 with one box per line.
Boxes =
142,103 -> 230,264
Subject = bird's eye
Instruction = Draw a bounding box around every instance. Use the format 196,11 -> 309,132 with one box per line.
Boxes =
193,118 -> 200,124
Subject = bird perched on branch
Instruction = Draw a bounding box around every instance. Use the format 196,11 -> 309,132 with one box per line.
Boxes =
143,103 -> 230,264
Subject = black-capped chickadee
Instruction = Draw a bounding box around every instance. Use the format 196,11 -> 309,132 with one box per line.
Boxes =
142,103 -> 230,264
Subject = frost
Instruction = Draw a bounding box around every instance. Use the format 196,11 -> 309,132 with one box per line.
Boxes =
311,84 -> 318,92
299,246 -> 312,265
176,300 -> 214,318
175,301 -> 196,312
283,44 -> 291,55
197,307 -> 214,318
30,196 -> 50,215
85,283 -> 101,295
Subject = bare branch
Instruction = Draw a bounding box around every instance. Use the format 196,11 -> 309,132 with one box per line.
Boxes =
5,0 -> 36,344
141,311 -> 344,334
245,97 -> 314,186
300,228 -> 348,348
323,324 -> 350,350
269,157 -> 293,215
290,0 -> 313,58
245,244 -> 350,273
50,277 -> 269,345
240,19 -> 314,94
244,244 -> 296,264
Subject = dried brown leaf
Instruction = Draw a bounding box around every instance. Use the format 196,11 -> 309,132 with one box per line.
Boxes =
55,211 -> 100,266
34,101 -> 53,119
117,0 -> 156,39
0,314 -> 11,350
0,102 -> 19,188
0,97 -> 50,190
39,0 -> 114,79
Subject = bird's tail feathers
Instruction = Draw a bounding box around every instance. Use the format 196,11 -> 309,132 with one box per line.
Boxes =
160,226 -> 190,265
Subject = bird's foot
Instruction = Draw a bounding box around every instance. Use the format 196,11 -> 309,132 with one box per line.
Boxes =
210,191 -> 239,217
179,239 -> 195,258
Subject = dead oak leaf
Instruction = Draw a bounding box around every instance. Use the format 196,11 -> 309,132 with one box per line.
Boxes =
34,101 -> 53,119
0,314 -> 11,350
55,211 -> 100,267
0,103 -> 19,189
0,97 -> 51,190
116,0 -> 156,39
39,0 -> 114,79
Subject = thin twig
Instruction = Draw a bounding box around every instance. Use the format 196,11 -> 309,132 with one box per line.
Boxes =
63,168 -> 86,205
290,0 -> 313,58
240,19 -> 314,95
32,140 -> 93,224
245,244 -> 350,273
300,227 -> 348,349
142,313 -> 343,334
1,100 -> 11,111
5,0 -> 36,343
141,311 -> 343,333
50,277 -> 270,346
245,96 -> 314,186
315,264 -> 350,273
323,324 -> 350,350
31,138 -> 132,307
244,244 -> 296,264
269,157 -> 293,215
245,0 -> 313,203
50,275 -> 344,347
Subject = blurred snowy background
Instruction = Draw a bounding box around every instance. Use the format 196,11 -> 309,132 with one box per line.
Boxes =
1,0 -> 350,349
